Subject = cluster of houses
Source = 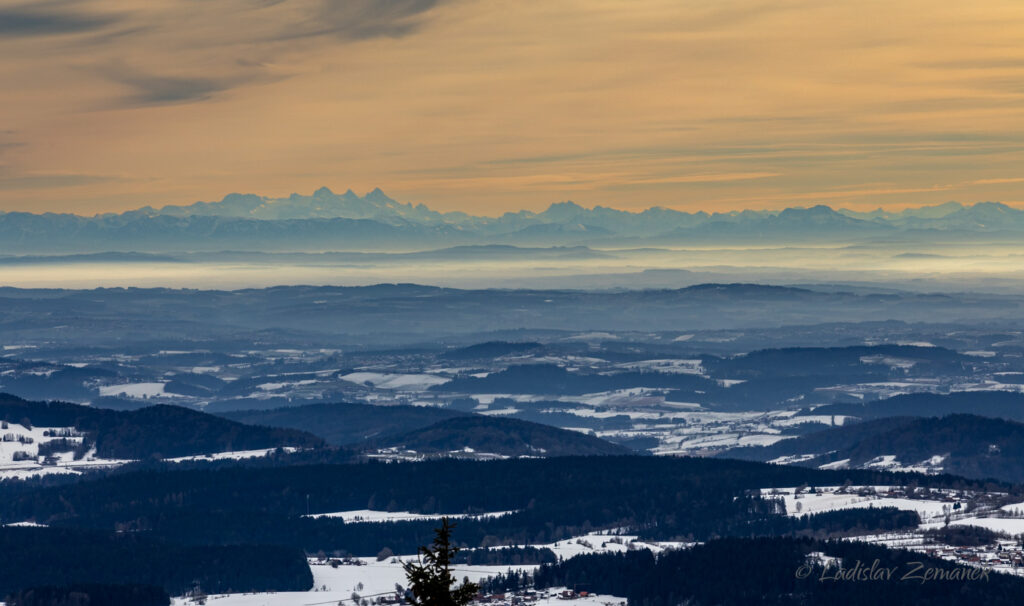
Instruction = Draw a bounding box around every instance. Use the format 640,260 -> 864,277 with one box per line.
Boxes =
474,589 -> 624,606
860,531 -> 1024,576
476,589 -> 543,604
920,539 -> 1024,572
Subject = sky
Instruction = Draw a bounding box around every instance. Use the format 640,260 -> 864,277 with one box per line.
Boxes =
3,0 -> 1024,216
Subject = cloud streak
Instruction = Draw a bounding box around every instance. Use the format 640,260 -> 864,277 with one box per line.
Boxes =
98,67 -> 247,107
308,0 -> 446,40
0,2 -> 117,37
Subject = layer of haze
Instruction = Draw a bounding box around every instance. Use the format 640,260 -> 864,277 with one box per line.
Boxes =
2,0 -> 1024,215
5,243 -> 1024,293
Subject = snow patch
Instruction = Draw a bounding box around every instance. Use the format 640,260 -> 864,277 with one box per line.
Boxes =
98,382 -> 166,398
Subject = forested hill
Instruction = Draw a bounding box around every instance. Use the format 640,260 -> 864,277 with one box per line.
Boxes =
366,415 -> 634,456
0,526 -> 311,596
222,402 -> 466,446
434,363 -> 716,395
808,391 -> 1024,422
0,393 -> 323,459
723,414 -> 1024,483
0,455 -> 996,555
526,536 -> 1024,606
720,416 -> 919,462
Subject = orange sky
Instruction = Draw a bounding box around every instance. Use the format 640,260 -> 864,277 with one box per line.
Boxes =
3,0 -> 1024,215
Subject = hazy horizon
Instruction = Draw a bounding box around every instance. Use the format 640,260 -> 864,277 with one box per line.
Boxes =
3,185 -> 1024,219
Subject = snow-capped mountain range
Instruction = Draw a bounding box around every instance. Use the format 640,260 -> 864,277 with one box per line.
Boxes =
1,187 -> 1024,253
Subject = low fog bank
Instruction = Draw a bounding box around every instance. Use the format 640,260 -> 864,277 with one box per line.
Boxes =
1,242 -> 1023,293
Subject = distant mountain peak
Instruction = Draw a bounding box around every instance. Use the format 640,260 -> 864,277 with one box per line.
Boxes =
548,200 -> 583,209
540,200 -> 586,221
779,204 -> 840,216
967,201 -> 1012,212
365,186 -> 392,200
9,190 -> 1024,255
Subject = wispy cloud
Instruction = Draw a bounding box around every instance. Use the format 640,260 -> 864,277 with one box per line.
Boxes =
971,177 -> 1024,186
0,2 -> 118,37
627,172 -> 782,185
62,0 -> 453,107
312,0 -> 446,40
5,1 -> 1024,213
99,67 -> 244,107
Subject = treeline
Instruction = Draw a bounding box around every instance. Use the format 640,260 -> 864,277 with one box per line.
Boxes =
0,527 -> 312,595
440,341 -> 542,360
722,417 -> 917,462
0,456 -> 1004,555
222,402 -> 465,446
0,393 -> 323,459
728,413 -> 1024,484
809,391 -> 1024,423
452,398 -> 635,432
453,546 -> 557,565
368,416 -> 631,456
0,365 -> 116,402
5,584 -> 169,606
668,373 -> 887,411
702,345 -> 966,380
687,345 -> 968,411
530,537 -> 1024,605
425,346 -> 974,411
785,507 -> 921,536
446,369 -> 899,413
435,364 -> 717,395
924,525 -> 1007,547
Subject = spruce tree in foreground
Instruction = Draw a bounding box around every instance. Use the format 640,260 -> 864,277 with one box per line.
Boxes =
403,518 -> 478,606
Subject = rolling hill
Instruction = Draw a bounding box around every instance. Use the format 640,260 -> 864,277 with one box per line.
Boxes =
0,393 -> 323,460
721,414 -> 1024,483
364,415 -> 634,457
222,402 -> 466,446
806,391 -> 1024,422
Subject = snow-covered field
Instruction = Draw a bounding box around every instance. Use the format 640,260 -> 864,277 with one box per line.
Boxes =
0,423 -> 80,467
170,546 -> 629,606
768,454 -> 818,465
614,359 -> 704,375
920,516 -> 1024,535
0,422 -> 300,479
773,414 -> 850,427
805,453 -> 947,475
760,486 -> 954,522
168,531 -> 663,606
98,382 -> 167,398
537,531 -> 690,559
257,380 -> 319,392
635,409 -> 803,455
0,423 -> 131,480
174,584 -> 624,606
568,388 -> 674,408
342,372 -> 450,391
304,557 -> 522,602
305,509 -> 518,522
166,447 -> 299,463
763,486 -> 1024,575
